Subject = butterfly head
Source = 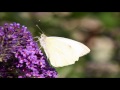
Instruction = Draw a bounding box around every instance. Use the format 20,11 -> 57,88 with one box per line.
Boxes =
39,34 -> 47,48
40,34 -> 47,39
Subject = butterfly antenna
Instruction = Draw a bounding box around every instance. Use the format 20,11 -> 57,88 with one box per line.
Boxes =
36,20 -> 45,34
36,24 -> 43,34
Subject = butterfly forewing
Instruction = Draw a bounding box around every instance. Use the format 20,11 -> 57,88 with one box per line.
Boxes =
43,36 -> 90,67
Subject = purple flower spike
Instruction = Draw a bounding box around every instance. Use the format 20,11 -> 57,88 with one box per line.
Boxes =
0,22 -> 57,78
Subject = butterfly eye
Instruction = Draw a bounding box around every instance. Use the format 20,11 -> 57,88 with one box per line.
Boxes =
41,34 -> 46,38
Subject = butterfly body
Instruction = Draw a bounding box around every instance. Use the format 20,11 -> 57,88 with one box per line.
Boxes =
38,34 -> 90,67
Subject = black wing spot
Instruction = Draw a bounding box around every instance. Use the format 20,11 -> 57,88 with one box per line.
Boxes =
68,45 -> 72,48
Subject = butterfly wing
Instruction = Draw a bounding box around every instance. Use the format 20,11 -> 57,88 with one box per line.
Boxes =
43,36 -> 90,67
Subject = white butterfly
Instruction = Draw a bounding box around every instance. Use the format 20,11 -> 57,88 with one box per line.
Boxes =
37,34 -> 90,67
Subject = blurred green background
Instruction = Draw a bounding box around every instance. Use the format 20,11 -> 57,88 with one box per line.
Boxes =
0,12 -> 120,78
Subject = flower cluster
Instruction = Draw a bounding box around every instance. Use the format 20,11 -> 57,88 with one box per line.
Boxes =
0,22 -> 57,78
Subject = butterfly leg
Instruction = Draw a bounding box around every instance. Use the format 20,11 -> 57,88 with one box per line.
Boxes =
39,45 -> 42,49
33,36 -> 43,50
34,36 -> 40,42
34,36 -> 39,39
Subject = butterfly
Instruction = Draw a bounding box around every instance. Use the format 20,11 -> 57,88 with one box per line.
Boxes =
36,33 -> 90,67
